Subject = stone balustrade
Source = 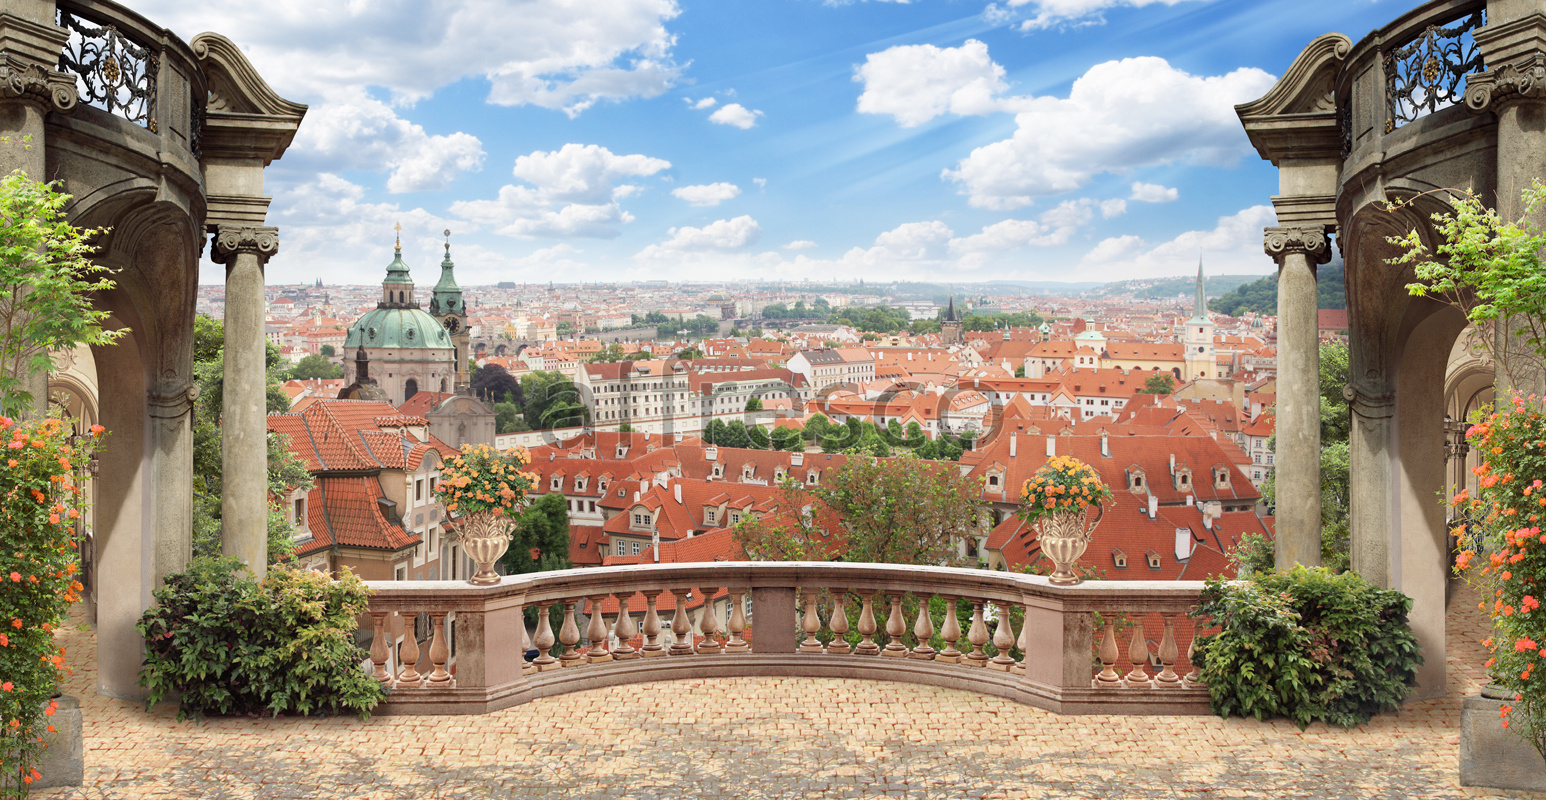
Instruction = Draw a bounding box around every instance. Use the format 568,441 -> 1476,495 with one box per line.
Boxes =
363,563 -> 1212,716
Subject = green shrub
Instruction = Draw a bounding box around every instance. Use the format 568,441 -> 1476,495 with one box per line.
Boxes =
1191,565 -> 1422,729
137,557 -> 384,720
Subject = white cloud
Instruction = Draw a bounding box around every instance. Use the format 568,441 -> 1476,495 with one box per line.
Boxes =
289,88 -> 484,193
1005,0 -> 1195,31
855,40 -> 1020,127
451,143 -> 670,239
1100,199 -> 1127,218
784,240 -> 818,250
948,198 -> 1102,257
1077,205 -> 1277,279
844,221 -> 954,264
692,97 -> 718,109
1130,182 -> 1180,203
134,0 -> 684,116
709,103 -> 763,129
639,216 -> 763,258
753,178 -> 768,188
672,182 -> 742,206
942,56 -> 1276,209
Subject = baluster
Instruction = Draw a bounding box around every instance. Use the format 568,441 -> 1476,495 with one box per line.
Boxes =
398,612 -> 423,685
1155,614 -> 1181,685
613,596 -> 639,660
965,599 -> 990,668
1185,638 -> 1202,686
988,601 -> 1016,671
881,593 -> 908,657
369,611 -> 391,685
909,595 -> 935,660
724,590 -> 749,654
697,588 -> 722,654
669,589 -> 695,656
799,590 -> 824,653
559,599 -> 584,667
586,595 -> 612,664
936,596 -> 962,664
1094,612 -> 1122,687
520,609 -> 537,675
640,590 -> 666,658
1012,602 -> 1030,675
855,592 -> 880,656
1124,614 -> 1151,687
426,613 -> 452,685
827,590 -> 851,655
533,601 -> 558,671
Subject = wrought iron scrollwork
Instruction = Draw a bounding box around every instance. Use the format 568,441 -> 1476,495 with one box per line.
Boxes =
1384,9 -> 1485,132
1339,94 -> 1352,160
55,8 -> 159,132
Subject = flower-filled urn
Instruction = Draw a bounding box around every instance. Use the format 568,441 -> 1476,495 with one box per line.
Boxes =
1017,456 -> 1114,585
434,443 -> 538,586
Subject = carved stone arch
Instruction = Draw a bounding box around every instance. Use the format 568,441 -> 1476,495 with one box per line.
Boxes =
1236,33 -> 1351,162
190,33 -> 307,121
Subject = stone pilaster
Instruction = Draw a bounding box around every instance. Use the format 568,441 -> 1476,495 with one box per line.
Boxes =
147,384 -> 197,589
1345,383 -> 1395,585
211,226 -> 277,577
1264,226 -> 1332,569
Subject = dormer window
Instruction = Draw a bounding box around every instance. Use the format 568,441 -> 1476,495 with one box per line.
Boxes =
1127,468 -> 1146,493
712,464 -> 725,479
987,473 -> 1001,489
807,470 -> 820,486
1111,548 -> 1127,569
729,510 -> 742,525
1145,550 -> 1161,570
551,475 -> 562,491
704,507 -> 718,525
1214,468 -> 1230,490
576,477 -> 588,492
598,477 -> 610,493
775,466 -> 786,482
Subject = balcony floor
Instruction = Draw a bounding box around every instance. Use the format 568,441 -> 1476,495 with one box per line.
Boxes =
34,582 -> 1524,800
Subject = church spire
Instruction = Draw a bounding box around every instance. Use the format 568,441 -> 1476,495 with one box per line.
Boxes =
430,228 -> 463,316
1189,257 -> 1208,323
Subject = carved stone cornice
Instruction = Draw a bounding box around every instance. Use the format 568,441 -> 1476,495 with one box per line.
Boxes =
148,383 -> 199,420
1467,13 -> 1546,112
0,53 -> 77,113
210,226 -> 278,266
1263,226 -> 1334,266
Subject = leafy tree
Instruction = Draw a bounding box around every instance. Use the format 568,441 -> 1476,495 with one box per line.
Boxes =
617,422 -> 635,433
0,172 -> 123,415
903,421 -> 926,449
676,346 -> 704,360
287,354 -> 343,380
494,401 -> 528,434
734,453 -> 984,565
1208,266 -> 1347,316
718,420 -> 752,449
770,425 -> 803,452
792,300 -> 808,318
319,344 -> 335,357
748,424 -> 771,450
803,413 -> 831,444
471,362 -> 523,406
762,303 -> 789,319
590,343 -> 629,363
910,320 -> 941,335
745,397 -> 763,411
1014,364 -> 1026,378
556,321 -> 574,336
1140,373 -> 1176,395
498,492 -> 572,575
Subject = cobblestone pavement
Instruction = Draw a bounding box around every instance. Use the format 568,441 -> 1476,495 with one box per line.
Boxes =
33,583 -> 1542,800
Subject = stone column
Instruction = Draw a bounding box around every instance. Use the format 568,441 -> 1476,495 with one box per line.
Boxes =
1346,384 -> 1394,585
0,17 -> 78,418
211,226 -> 276,577
147,386 -> 196,589
1265,226 -> 1332,568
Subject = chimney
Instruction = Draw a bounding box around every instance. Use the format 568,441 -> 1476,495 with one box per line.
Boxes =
1148,494 -> 1158,520
1045,436 -> 1055,458
1186,494 -> 1195,506
652,530 -> 660,562
1009,434 -> 1017,458
1100,431 -> 1109,458
632,490 -> 640,502
674,483 -> 682,504
1169,453 -> 1175,475
1202,509 -> 1213,530
1175,528 -> 1194,561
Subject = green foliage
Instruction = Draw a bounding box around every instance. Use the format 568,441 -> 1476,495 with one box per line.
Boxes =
498,492 -> 572,575
675,346 -> 704,360
0,173 -> 124,416
0,416 -> 97,791
494,401 -> 528,434
286,354 -> 343,381
1228,531 -> 1276,576
1139,372 -> 1176,395
136,557 -> 385,721
770,425 -> 804,452
1318,341 -> 1351,572
748,424 -> 771,450
590,343 -> 629,363
1396,182 -> 1546,376
471,363 -> 522,406
959,310 -> 1044,331
827,306 -> 913,334
745,397 -> 763,411
519,371 -> 589,429
1191,566 -> 1421,729
1206,265 -> 1346,316
735,453 -> 984,565
616,422 -> 635,433
319,344 -> 335,357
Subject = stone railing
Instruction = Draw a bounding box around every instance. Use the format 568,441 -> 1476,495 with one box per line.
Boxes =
363,563 -> 1212,716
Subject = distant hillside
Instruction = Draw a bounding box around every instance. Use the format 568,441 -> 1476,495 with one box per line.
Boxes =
1207,264 -> 1346,316
1086,273 -> 1266,301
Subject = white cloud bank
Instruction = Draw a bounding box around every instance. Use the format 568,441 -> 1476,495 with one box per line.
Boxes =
855,39 -> 1018,127
1130,182 -> 1180,203
451,143 -> 670,239
709,103 -> 763,129
672,182 -> 741,206
1078,205 -> 1277,279
995,0 -> 1196,31
292,88 -> 485,193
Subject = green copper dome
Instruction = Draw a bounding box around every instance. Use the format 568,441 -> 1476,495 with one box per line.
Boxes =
345,306 -> 452,350
383,245 -> 413,285
428,243 -> 463,316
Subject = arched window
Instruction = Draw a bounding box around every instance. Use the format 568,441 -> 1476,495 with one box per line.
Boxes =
404,378 -> 419,402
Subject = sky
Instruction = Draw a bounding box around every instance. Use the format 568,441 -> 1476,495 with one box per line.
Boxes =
130,0 -> 1408,287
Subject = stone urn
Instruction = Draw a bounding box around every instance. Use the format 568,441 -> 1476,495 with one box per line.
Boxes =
454,510 -> 514,586
1035,504 -> 1106,586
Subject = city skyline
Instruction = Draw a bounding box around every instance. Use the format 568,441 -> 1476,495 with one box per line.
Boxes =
125,0 -> 1401,286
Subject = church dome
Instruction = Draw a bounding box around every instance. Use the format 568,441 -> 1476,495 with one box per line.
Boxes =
345,306 -> 451,350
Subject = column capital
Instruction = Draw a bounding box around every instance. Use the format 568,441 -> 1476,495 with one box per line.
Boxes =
1466,12 -> 1546,113
0,53 -> 77,113
1263,226 -> 1333,266
147,383 -> 199,421
210,225 -> 278,266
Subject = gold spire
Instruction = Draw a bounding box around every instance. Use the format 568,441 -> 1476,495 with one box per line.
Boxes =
394,221 -> 402,252
443,227 -> 451,256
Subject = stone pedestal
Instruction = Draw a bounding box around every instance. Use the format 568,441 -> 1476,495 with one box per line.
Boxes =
1460,694 -> 1546,792
34,695 -> 83,790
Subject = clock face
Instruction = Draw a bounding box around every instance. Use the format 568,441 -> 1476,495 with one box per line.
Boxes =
444,317 -> 460,333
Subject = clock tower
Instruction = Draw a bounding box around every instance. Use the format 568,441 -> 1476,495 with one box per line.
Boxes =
429,229 -> 470,391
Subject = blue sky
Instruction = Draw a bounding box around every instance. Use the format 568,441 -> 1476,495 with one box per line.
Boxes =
137,0 -> 1405,286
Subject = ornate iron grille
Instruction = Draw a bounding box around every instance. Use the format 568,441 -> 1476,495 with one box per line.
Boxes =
189,96 -> 203,160
1384,9 -> 1485,132
1339,94 -> 1353,160
56,9 -> 159,132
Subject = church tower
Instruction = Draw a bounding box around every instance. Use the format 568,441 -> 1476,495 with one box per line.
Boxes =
428,229 -> 469,390
941,295 -> 963,347
1182,259 -> 1215,381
